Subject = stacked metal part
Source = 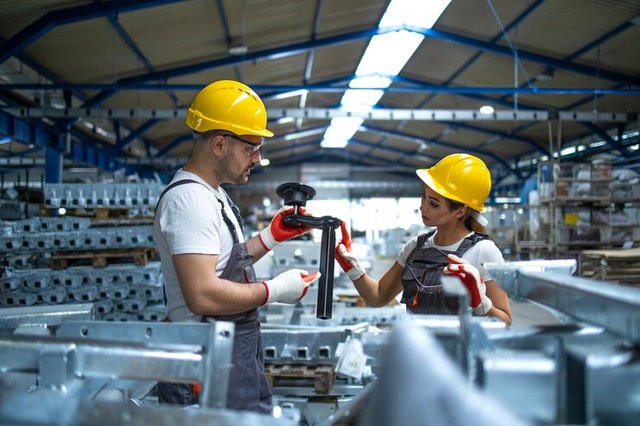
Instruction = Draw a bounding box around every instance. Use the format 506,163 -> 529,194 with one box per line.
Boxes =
1,220 -> 155,253
43,182 -> 164,210
1,207 -> 161,322
0,262 -> 164,321
0,314 -> 263,424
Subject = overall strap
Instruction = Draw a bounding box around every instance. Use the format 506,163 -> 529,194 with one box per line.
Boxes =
216,199 -> 240,244
221,190 -> 245,232
416,230 -> 437,248
453,232 -> 489,257
155,179 -> 204,210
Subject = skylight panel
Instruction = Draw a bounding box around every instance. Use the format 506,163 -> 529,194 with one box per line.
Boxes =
320,0 -> 452,149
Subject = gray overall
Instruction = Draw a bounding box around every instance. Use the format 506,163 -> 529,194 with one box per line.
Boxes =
155,179 -> 272,412
400,230 -> 488,315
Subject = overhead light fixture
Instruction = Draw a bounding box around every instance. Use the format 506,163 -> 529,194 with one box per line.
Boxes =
275,117 -> 295,124
320,138 -> 349,148
270,89 -> 308,101
537,66 -> 555,82
320,0 -> 452,149
260,158 -> 270,167
283,127 -> 326,141
321,117 -> 362,148
479,105 -> 494,114
228,44 -> 248,56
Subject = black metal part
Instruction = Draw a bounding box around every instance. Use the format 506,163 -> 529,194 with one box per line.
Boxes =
276,182 -> 316,215
275,182 -> 341,319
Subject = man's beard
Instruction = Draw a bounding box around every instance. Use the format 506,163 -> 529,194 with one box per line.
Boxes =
218,152 -> 252,185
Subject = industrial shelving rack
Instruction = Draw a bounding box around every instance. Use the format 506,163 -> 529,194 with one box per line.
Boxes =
534,160 -> 613,257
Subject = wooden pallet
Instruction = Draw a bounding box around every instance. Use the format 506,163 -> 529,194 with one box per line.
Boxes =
264,364 -> 334,394
50,248 -> 157,269
580,248 -> 640,285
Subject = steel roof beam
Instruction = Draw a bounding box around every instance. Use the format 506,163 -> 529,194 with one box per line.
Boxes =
7,106 -> 633,123
106,15 -> 181,108
0,0 -> 185,66
304,0 -> 324,83
83,25 -> 401,106
362,124 -> 521,178
415,26 -> 640,87
420,0 -> 546,106
115,119 -> 159,149
83,21 -> 639,106
439,121 -> 550,157
6,82 -> 640,96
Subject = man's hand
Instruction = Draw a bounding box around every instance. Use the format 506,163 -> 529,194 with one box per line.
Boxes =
259,206 -> 312,251
443,254 -> 492,315
261,269 -> 320,304
335,221 -> 365,281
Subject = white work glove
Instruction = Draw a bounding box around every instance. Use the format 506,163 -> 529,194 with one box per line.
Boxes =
336,245 -> 365,281
335,221 -> 365,281
443,254 -> 492,315
261,269 -> 320,305
259,206 -> 312,251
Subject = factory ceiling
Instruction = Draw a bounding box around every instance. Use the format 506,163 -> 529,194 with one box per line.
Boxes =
0,0 -> 639,192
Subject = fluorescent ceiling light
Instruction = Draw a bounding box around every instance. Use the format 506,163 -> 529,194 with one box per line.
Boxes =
283,127 -> 326,141
275,117 -> 295,124
379,0 -> 452,28
321,0 -> 452,149
270,89 -> 308,101
479,105 -> 494,114
355,32 -> 424,77
321,117 -> 363,148
320,138 -> 349,148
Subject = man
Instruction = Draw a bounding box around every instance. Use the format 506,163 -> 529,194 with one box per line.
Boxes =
153,80 -> 320,412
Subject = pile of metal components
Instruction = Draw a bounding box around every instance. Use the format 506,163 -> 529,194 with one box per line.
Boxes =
0,305 -> 298,425
327,260 -> 640,425
1,259 -> 639,425
0,262 -> 164,321
43,182 -> 164,210
1,217 -> 155,253
1,205 -> 161,322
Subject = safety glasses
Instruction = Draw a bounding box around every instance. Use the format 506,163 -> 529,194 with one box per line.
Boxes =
222,133 -> 263,156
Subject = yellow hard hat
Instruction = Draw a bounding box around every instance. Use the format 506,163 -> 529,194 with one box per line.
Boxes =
185,80 -> 273,137
416,153 -> 491,211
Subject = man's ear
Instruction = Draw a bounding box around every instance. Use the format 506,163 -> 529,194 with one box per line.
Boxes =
209,134 -> 227,156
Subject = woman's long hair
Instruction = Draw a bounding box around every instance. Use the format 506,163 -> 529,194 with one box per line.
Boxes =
445,198 -> 487,234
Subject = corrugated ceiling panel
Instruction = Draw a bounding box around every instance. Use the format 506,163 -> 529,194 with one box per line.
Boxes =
0,0 -> 87,39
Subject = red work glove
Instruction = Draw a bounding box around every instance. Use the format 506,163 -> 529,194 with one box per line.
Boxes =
443,254 -> 492,315
259,206 -> 312,251
335,221 -> 365,281
261,269 -> 320,305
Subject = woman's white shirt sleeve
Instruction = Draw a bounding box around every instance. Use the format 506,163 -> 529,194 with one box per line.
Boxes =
396,236 -> 419,268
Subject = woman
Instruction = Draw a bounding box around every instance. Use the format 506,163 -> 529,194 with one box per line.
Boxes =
336,153 -> 512,324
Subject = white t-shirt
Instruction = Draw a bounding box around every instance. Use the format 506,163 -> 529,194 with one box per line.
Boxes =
153,170 -> 244,322
396,230 -> 504,282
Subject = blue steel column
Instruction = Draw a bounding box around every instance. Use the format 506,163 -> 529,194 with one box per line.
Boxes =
45,145 -> 62,183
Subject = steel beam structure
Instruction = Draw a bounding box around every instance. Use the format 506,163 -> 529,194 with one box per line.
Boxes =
4,107 -> 633,123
